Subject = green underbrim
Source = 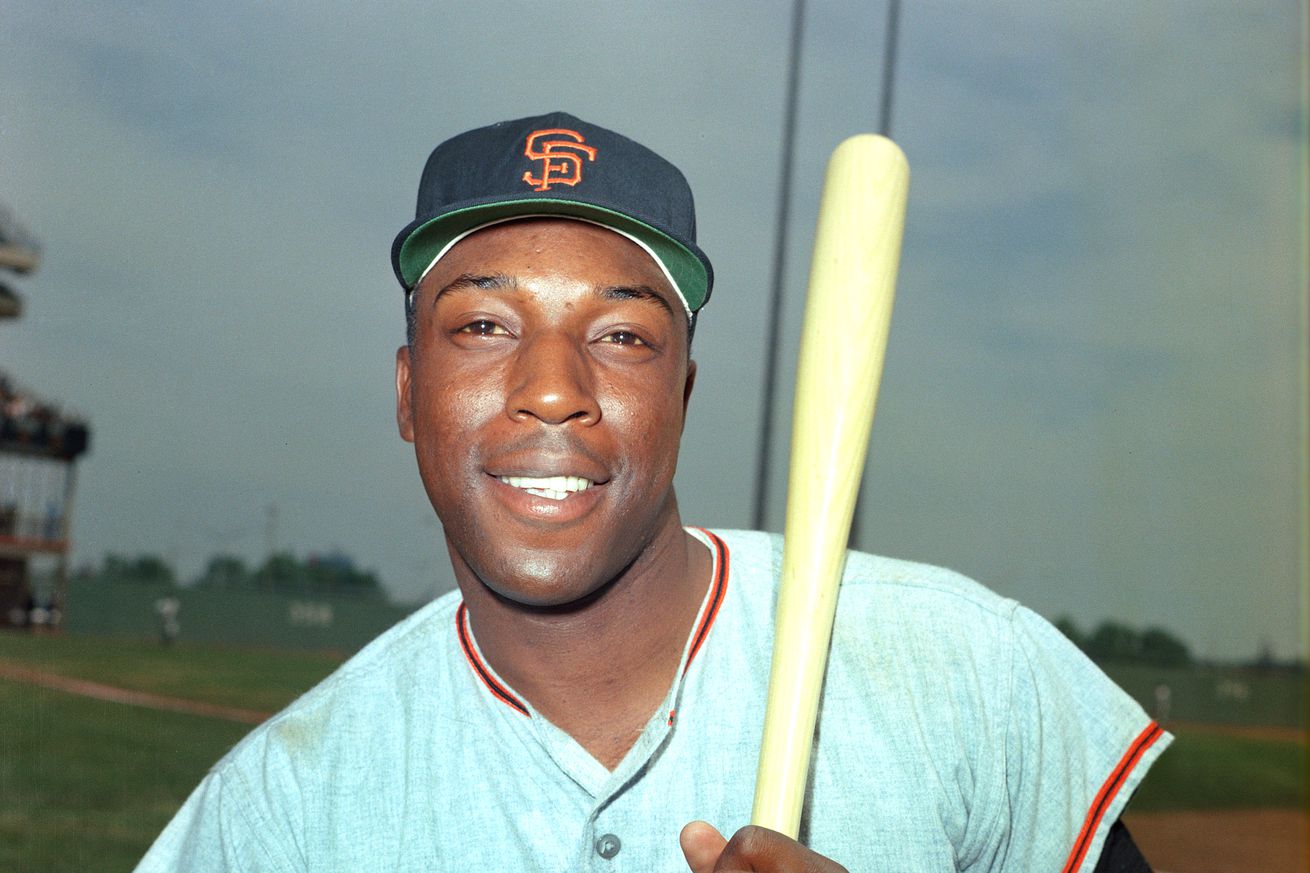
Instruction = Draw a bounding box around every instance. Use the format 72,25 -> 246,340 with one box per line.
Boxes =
397,199 -> 709,312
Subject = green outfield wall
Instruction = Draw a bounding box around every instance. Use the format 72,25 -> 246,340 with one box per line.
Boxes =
61,579 -> 424,653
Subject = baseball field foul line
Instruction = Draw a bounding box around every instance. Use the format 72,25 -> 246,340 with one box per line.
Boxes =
0,660 -> 273,724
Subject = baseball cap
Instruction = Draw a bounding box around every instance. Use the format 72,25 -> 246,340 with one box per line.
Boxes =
391,111 -> 714,317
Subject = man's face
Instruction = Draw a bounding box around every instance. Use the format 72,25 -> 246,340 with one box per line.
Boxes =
396,218 -> 696,608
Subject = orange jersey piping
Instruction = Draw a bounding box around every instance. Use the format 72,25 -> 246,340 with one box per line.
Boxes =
1060,721 -> 1166,873
455,602 -> 530,717
683,529 -> 730,673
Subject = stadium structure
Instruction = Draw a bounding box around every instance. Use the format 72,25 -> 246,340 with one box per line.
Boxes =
1,200 -> 91,630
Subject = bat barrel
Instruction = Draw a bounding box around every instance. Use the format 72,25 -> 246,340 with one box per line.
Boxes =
751,134 -> 908,838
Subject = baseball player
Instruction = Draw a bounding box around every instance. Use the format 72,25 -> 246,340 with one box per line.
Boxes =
135,112 -> 1169,872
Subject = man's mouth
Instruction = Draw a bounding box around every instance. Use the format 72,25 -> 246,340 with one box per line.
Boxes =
497,475 -> 595,501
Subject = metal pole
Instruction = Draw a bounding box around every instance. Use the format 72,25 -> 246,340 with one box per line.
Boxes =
752,0 -> 807,532
877,0 -> 901,138
850,0 -> 902,549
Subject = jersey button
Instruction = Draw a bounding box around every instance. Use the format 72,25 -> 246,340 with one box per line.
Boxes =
595,834 -> 622,859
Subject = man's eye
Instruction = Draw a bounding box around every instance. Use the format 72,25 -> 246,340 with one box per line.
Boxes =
457,320 -> 507,336
601,331 -> 645,346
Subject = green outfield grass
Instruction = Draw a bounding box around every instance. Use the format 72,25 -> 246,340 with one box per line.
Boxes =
1,633 -> 343,871
1128,729 -> 1306,812
0,632 -> 1305,871
0,681 -> 249,872
0,631 -> 344,713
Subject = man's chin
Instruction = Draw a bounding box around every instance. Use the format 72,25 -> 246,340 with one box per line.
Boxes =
458,543 -> 626,613
479,573 -> 617,614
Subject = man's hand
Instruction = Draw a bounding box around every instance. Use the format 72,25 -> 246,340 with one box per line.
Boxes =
679,821 -> 849,873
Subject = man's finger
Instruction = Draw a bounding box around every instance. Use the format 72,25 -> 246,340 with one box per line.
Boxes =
680,820 -> 729,873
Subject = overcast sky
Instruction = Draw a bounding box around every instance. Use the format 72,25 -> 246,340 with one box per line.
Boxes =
2,1 -> 1304,661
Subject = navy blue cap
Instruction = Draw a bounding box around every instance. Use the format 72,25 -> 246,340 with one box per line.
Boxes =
391,111 -> 713,314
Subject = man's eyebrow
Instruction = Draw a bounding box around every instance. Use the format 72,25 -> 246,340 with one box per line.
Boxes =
429,273 -> 514,309
599,284 -> 676,318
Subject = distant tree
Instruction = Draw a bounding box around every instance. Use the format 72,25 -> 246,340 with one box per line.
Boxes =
306,551 -> 380,592
259,552 -> 302,590
194,554 -> 251,589
1053,615 -> 1085,649
130,555 -> 175,585
1056,615 -> 1196,667
1085,621 -> 1142,663
99,552 -> 133,583
1138,626 -> 1191,667
95,552 -> 176,586
304,560 -> 336,591
251,550 -> 381,596
349,570 -> 380,591
1142,621 -> 1194,663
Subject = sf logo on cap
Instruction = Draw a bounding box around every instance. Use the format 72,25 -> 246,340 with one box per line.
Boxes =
522,128 -> 597,191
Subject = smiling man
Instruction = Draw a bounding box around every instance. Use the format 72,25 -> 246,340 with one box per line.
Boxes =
137,113 -> 1169,872
396,217 -> 711,771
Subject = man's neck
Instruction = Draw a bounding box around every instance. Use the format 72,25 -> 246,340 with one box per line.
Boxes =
457,519 -> 714,769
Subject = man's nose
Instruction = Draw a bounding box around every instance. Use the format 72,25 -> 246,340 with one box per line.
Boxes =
505,332 -> 601,426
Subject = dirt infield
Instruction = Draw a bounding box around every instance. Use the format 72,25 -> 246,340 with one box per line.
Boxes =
1124,808 -> 1307,873
0,660 -> 272,724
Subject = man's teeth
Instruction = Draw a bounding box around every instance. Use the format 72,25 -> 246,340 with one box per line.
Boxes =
498,475 -> 594,501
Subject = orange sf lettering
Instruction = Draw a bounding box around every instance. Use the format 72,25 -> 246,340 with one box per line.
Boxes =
522,129 -> 597,191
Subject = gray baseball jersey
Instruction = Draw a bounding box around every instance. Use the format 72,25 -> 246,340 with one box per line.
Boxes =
136,528 -> 1169,872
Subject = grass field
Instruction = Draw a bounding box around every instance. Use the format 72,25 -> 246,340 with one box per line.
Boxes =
0,681 -> 250,872
0,632 -> 345,713
0,632 -> 1304,871
0,634 -> 344,872
1128,729 -> 1305,812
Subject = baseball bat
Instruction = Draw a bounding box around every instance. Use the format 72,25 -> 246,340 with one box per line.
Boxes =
750,134 -> 909,838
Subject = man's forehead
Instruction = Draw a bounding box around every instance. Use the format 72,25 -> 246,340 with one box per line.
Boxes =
415,217 -> 689,319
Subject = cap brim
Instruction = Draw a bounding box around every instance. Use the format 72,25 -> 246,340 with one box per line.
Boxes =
393,198 -> 712,312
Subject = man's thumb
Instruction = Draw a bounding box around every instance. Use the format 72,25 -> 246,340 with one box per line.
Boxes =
680,820 -> 729,873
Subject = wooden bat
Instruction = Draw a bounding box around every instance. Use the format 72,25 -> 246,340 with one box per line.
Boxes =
751,134 -> 909,838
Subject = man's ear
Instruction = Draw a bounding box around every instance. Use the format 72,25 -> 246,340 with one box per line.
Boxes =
682,359 -> 697,418
395,345 -> 415,443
